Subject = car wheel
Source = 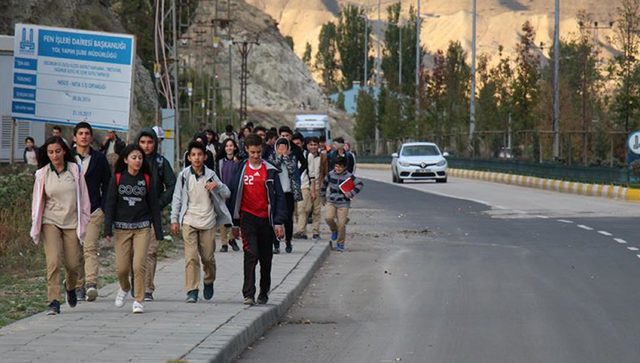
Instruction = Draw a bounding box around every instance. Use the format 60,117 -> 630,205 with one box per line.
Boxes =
436,177 -> 447,183
398,176 -> 404,184
392,170 -> 398,183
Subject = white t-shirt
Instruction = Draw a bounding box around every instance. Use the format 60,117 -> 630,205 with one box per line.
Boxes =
183,174 -> 216,230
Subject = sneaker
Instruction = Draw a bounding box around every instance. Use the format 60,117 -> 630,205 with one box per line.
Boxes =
144,292 -> 154,301
220,245 -> 229,252
329,240 -> 334,250
336,243 -> 345,252
243,297 -> 255,305
203,283 -> 214,300
285,242 -> 293,253
229,239 -> 240,251
47,300 -> 61,315
186,289 -> 198,303
86,285 -> 98,302
115,288 -> 128,308
75,287 -> 86,302
273,247 -> 280,254
292,232 -> 307,240
257,294 -> 268,305
66,289 -> 78,308
132,301 -> 144,314
312,234 -> 321,240
331,232 -> 338,241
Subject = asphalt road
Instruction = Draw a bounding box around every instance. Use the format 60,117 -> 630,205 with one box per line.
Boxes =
235,172 -> 640,363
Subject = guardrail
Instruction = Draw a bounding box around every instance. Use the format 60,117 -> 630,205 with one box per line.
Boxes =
356,155 -> 630,186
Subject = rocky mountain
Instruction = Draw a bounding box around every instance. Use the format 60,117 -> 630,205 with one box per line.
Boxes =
182,0 -> 353,137
247,0 -> 620,67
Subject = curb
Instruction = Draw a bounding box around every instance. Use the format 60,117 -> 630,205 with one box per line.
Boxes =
358,163 -> 640,202
186,240 -> 331,363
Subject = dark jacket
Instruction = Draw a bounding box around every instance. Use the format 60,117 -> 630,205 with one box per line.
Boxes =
290,143 -> 308,176
228,160 -> 287,229
100,135 -> 126,155
136,127 -> 177,209
74,147 -> 111,213
103,170 -> 164,240
328,149 -> 356,173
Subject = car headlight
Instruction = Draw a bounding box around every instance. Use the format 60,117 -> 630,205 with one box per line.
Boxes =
399,161 -> 410,167
436,159 -> 447,167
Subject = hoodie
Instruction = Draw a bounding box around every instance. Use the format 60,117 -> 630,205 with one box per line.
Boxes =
136,127 -> 177,209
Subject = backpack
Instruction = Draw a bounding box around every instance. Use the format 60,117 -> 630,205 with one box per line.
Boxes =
115,172 -> 151,192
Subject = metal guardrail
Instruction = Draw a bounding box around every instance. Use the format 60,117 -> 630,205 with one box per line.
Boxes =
357,155 -> 630,185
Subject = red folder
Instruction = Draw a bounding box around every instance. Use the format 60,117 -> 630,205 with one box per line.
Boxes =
339,177 -> 356,194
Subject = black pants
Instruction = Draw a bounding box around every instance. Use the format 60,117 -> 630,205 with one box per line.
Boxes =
241,212 -> 275,299
284,192 -> 295,244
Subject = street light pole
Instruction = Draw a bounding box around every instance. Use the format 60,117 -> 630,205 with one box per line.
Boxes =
399,22 -> 403,87
415,0 -> 421,130
469,0 -> 477,148
552,0 -> 560,159
364,15 -> 368,86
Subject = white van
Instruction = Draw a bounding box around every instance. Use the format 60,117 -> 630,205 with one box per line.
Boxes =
294,114 -> 331,144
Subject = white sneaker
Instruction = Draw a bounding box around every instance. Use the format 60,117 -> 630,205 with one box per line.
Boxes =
114,288 -> 128,308
132,301 -> 144,314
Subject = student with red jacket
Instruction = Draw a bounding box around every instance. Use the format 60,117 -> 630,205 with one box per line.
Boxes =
228,133 -> 287,305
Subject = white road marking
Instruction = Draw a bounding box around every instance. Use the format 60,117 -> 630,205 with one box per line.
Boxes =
577,224 -> 594,231
615,238 -> 627,244
627,247 -> 639,251
637,254 -> 640,259
536,215 -> 549,219
598,231 -> 613,236
557,219 -> 574,224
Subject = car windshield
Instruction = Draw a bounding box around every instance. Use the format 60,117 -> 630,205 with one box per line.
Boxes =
401,145 -> 440,156
296,128 -> 323,138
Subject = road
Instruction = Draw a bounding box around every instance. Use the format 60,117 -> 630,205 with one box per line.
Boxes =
235,170 -> 640,363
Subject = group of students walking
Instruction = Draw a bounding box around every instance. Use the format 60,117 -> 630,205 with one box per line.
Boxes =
29,121 -> 363,315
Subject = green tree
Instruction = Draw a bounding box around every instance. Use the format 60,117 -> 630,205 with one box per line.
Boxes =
284,36 -> 295,51
302,42 -> 313,65
336,4 -> 372,89
315,22 -> 339,91
442,41 -> 471,136
611,0 -> 640,132
354,90 -> 377,143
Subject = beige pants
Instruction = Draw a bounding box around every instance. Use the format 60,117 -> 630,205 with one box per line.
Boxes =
182,224 -> 216,291
42,224 -> 81,303
77,209 -> 104,288
325,204 -> 349,244
297,185 -> 322,235
218,225 -> 232,246
144,234 -> 160,294
114,228 -> 151,302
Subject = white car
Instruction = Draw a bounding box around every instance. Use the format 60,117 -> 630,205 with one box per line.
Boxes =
391,142 -> 448,183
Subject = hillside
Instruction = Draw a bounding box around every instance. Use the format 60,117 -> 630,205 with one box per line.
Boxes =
247,0 -> 620,67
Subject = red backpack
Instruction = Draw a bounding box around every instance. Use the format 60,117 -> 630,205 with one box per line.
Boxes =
115,172 -> 151,192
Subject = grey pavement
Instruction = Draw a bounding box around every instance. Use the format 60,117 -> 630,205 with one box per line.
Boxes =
0,238 -> 329,363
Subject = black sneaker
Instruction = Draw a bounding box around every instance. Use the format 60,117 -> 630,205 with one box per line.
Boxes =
312,234 -> 321,240
220,245 -> 229,252
186,289 -> 199,303
203,283 -> 214,300
273,247 -> 280,254
229,239 -> 240,251
75,287 -> 86,302
292,232 -> 307,240
66,289 -> 78,308
257,294 -> 268,305
285,242 -> 293,253
47,300 -> 61,315
144,292 -> 154,301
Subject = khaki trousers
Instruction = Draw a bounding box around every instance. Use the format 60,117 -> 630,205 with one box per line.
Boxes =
325,204 -> 349,244
219,225 -> 232,246
114,228 -> 150,302
42,224 -> 81,303
297,185 -> 322,235
182,224 -> 216,291
144,234 -> 160,293
77,209 -> 104,288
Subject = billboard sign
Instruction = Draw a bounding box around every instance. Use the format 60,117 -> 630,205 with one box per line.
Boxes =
12,24 -> 135,131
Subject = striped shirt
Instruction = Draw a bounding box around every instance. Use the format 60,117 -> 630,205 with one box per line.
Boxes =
320,170 -> 363,208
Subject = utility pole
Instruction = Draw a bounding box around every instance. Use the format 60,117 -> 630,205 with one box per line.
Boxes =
469,0 -> 477,149
375,0 -> 381,154
233,37 -> 259,123
363,15 -> 368,86
552,0 -> 560,159
415,0 -> 421,130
